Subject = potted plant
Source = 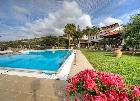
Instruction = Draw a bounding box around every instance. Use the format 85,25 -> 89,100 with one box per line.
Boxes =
113,48 -> 122,58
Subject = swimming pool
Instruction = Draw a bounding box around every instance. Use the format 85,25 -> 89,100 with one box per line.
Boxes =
0,49 -> 72,72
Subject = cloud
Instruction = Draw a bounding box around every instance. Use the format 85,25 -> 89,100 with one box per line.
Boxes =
13,5 -> 29,14
99,17 -> 123,27
22,1 -> 92,36
98,8 -> 140,27
119,8 -> 140,24
0,23 -> 35,41
0,1 -> 92,41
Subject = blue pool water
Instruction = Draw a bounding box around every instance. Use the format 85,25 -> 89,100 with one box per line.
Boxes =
0,50 -> 71,71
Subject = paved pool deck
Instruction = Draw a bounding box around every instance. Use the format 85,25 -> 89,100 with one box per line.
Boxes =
0,50 -> 93,101
69,50 -> 93,77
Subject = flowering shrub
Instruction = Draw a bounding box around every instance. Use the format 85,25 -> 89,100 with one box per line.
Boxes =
65,69 -> 140,101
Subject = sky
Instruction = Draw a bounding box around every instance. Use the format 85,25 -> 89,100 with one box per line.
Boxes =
0,0 -> 140,41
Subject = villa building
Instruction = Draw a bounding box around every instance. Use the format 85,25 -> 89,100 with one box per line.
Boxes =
91,23 -> 123,42
78,35 -> 88,48
79,23 -> 123,49
89,23 -> 123,50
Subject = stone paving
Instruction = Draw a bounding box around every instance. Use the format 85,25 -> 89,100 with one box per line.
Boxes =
0,50 -> 93,101
69,50 -> 93,77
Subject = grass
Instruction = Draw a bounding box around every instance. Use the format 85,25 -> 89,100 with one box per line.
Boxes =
81,49 -> 140,86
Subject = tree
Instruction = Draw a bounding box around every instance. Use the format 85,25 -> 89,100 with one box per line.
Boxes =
82,26 -> 99,48
123,14 -> 140,53
41,36 -> 68,49
72,25 -> 83,48
64,24 -> 76,48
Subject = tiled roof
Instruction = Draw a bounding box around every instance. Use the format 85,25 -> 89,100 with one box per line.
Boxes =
104,31 -> 118,36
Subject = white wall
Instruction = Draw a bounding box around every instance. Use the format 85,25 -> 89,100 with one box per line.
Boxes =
90,26 -> 123,42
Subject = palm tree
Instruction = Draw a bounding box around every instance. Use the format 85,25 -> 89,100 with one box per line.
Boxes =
64,24 -> 76,48
83,26 -> 99,48
73,25 -> 83,48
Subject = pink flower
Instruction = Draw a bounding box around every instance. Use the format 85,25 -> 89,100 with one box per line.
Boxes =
68,75 -> 79,85
83,93 -> 107,101
83,93 -> 95,101
83,74 -> 99,93
94,94 -> 107,101
65,85 -> 76,94
65,85 -> 71,94
105,90 -> 129,101
98,72 -> 124,88
65,69 -> 140,101
131,86 -> 140,97
105,90 -> 119,101
118,91 -> 129,101
76,69 -> 97,80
